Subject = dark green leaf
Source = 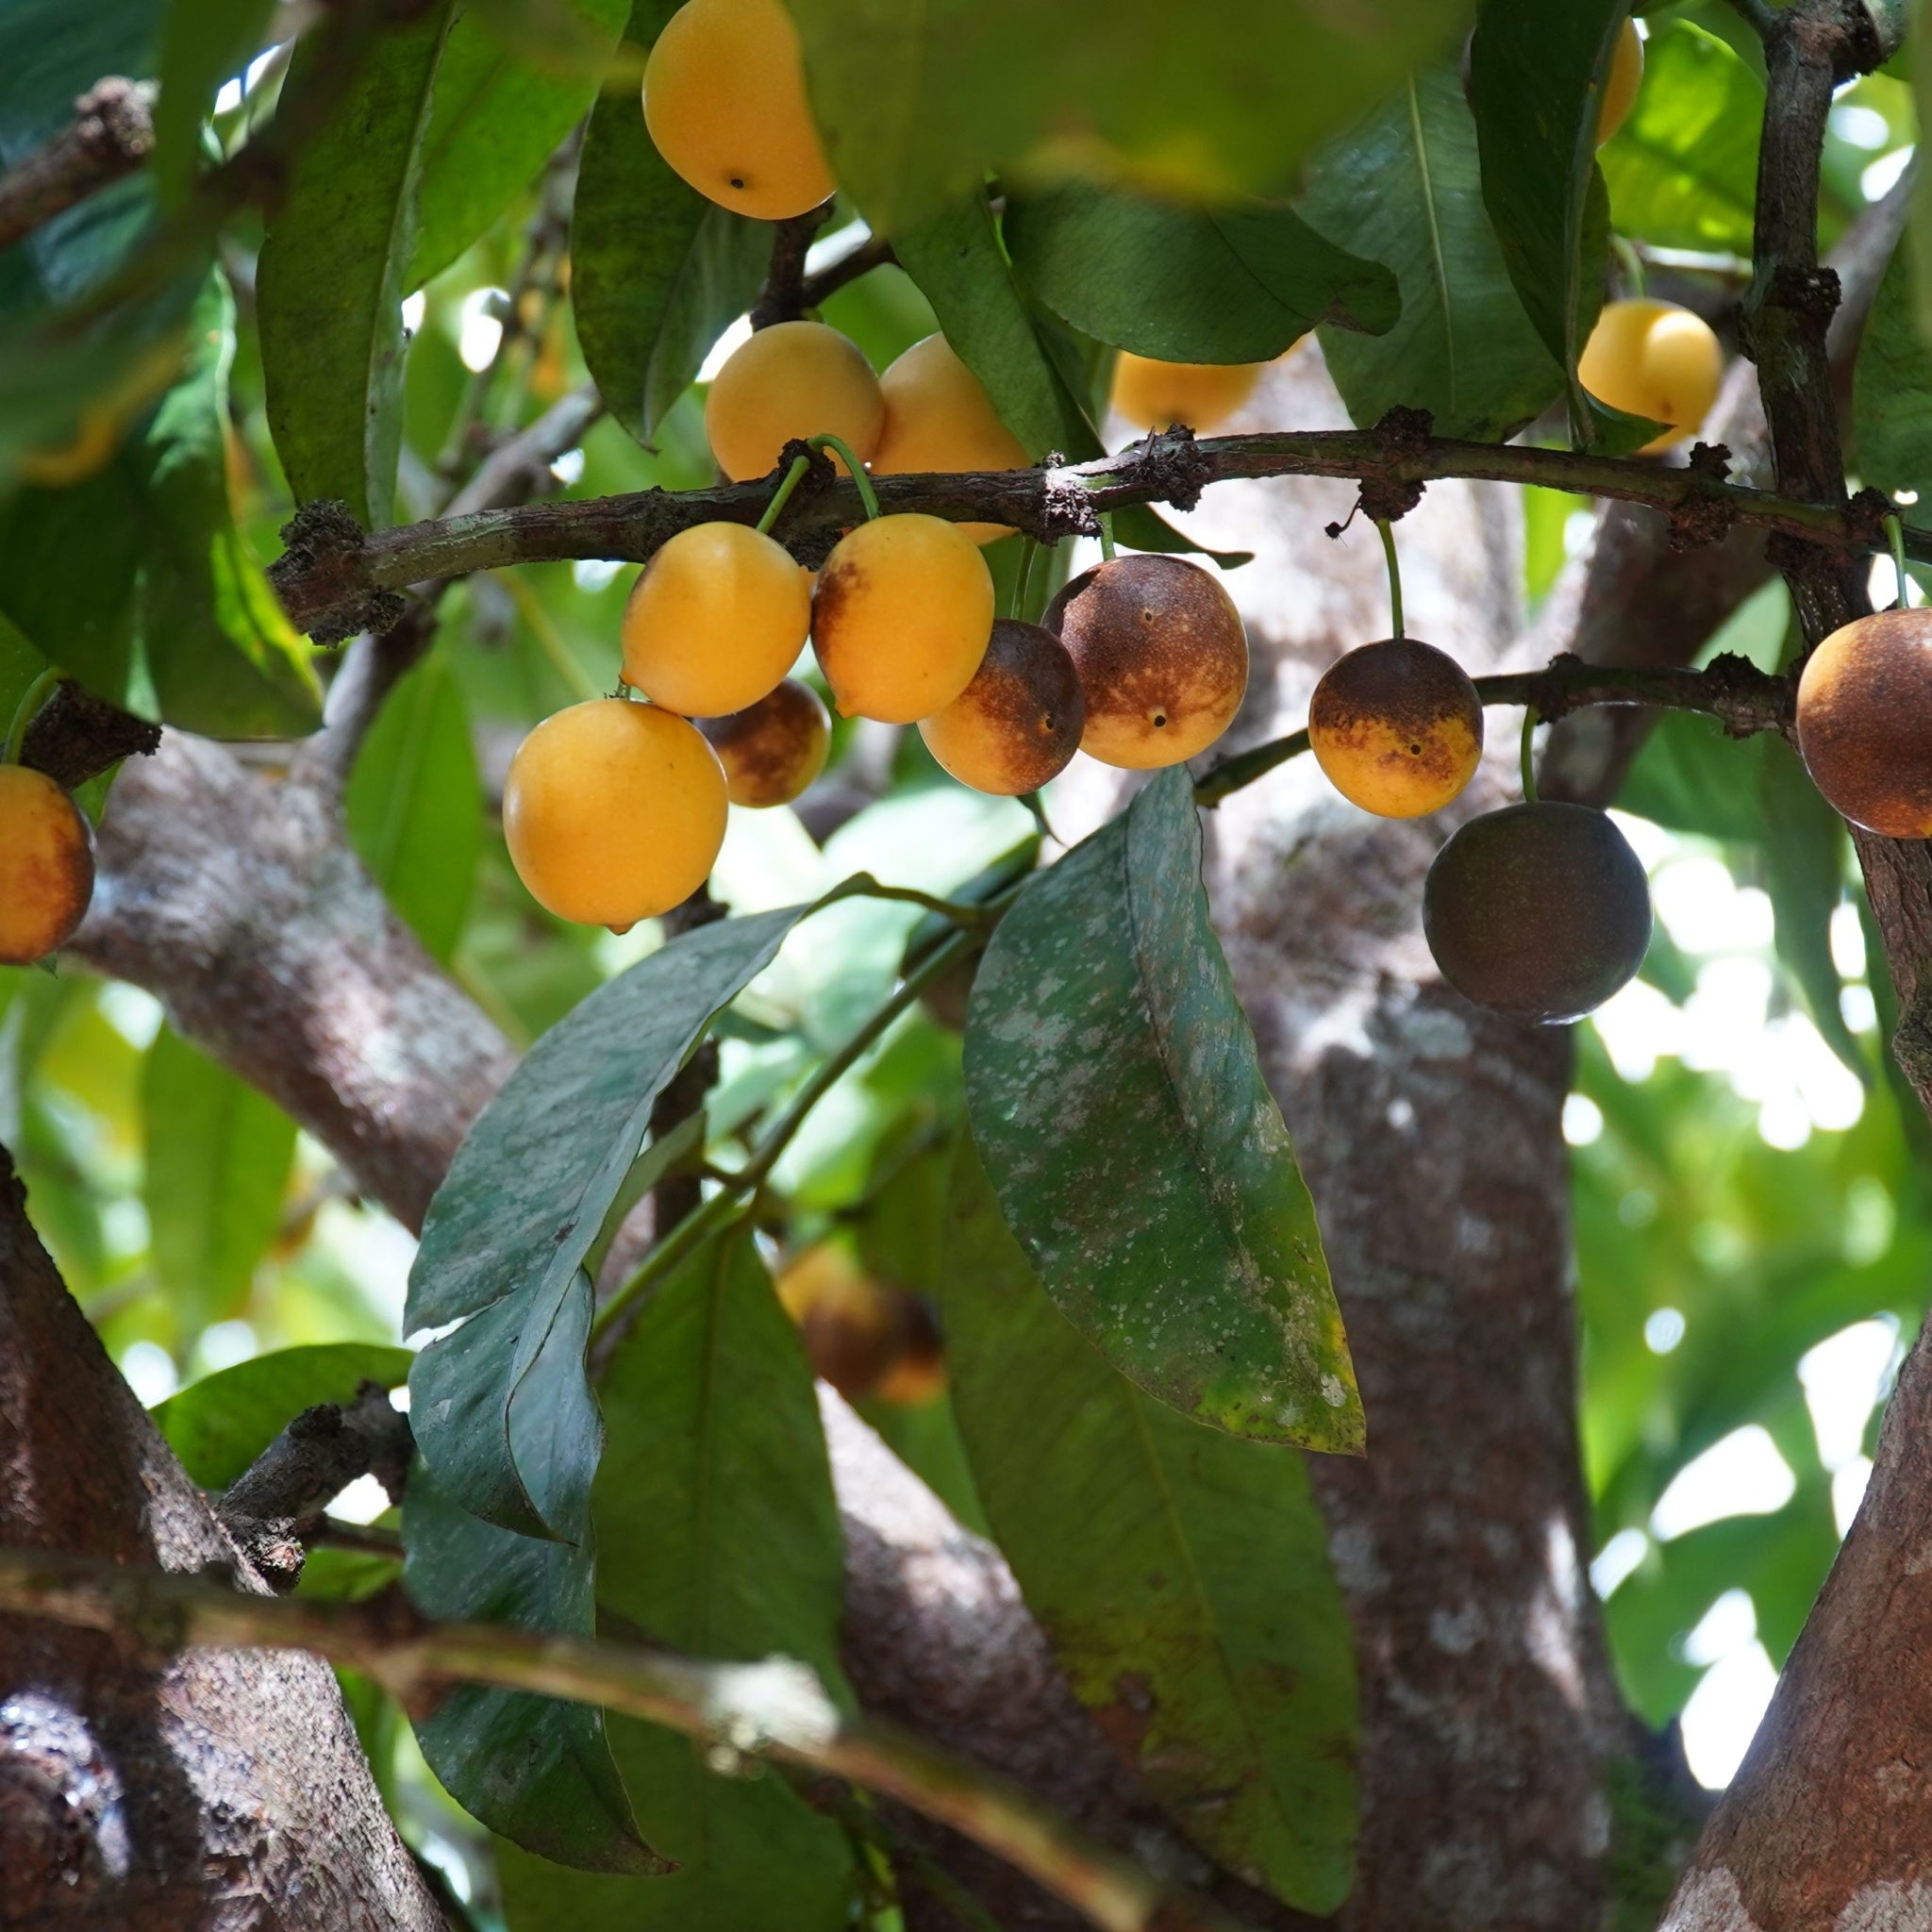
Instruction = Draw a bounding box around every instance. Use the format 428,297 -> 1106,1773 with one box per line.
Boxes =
1300,69 -> 1563,441
258,2 -> 456,527
964,766 -> 1360,1450
1112,502 -> 1254,570
153,0 -> 275,203
1617,708 -> 1772,843
141,1025 -> 297,1330
1006,183 -> 1397,361
572,0 -> 768,442
345,650 -> 481,963
1855,232 -> 1932,504
943,1137 -> 1358,1912
151,1341 -> 413,1488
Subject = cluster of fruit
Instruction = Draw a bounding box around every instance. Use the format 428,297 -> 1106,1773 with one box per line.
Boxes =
0,758 -> 94,968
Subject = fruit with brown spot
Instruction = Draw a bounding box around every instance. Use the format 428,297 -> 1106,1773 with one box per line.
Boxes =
919,619 -> 1085,795
1796,608 -> 1932,837
1423,802 -> 1652,1024
812,514 -> 994,723
504,698 -> 726,931
704,320 -> 884,481
1309,637 -> 1484,818
700,677 -> 831,808
0,765 -> 94,964
1109,353 -> 1268,434
1577,298 -> 1722,454
872,334 -> 1030,543
1044,553 -> 1248,768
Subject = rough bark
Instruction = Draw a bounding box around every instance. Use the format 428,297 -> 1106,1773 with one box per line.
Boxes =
0,1145 -> 444,1931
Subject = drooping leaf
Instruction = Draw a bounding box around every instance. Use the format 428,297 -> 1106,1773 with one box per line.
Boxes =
572,0 -> 768,442
943,1137 -> 1358,1912
0,275 -> 323,735
408,0 -> 630,290
258,1 -> 457,527
963,765 -> 1360,1451
345,649 -> 482,963
1856,232 -> 1932,504
151,1341 -> 413,1489
152,0 -> 275,203
498,1234 -> 857,1930
141,1025 -> 297,1331
1299,69 -> 1563,442
788,0 -> 1472,238
1005,183 -> 1398,362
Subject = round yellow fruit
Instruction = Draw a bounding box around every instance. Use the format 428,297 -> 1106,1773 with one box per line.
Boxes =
1578,298 -> 1723,454
641,0 -> 835,222
503,698 -> 726,930
622,521 -> 810,717
872,334 -> 1030,543
919,619 -> 1085,795
0,764 -> 94,964
812,514 -> 994,724
1308,637 -> 1485,819
699,676 -> 831,808
1597,20 -> 1644,146
705,320 -> 884,482
1110,353 -> 1268,435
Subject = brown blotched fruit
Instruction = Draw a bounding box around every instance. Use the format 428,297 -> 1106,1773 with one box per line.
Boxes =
1796,608 -> 1932,837
0,764 -> 95,965
1044,553 -> 1248,769
700,676 -> 831,808
1308,636 -> 1484,819
1423,801 -> 1652,1024
918,619 -> 1085,795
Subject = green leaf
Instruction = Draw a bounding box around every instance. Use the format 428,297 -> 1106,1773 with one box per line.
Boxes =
408,0 -> 630,291
407,904 -> 822,1536
788,0 -> 1473,238
345,649 -> 482,963
943,1137 -> 1358,1913
258,1 -> 456,527
1467,0 -> 1623,443
0,275 -> 323,735
141,1025 -> 297,1330
498,1234 -> 857,1930
1616,708 -> 1772,843
1005,183 -> 1398,361
1300,69 -> 1563,442
1600,22 -> 1761,256
151,1341 -> 413,1488
963,766 -> 1361,1451
572,1 -> 768,443
1856,232 -> 1932,504
153,0 -> 275,203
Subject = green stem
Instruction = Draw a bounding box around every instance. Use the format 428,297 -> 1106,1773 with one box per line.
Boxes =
757,453 -> 813,535
1609,232 -> 1647,300
1520,705 -> 1540,806
1098,512 -> 1117,562
501,574 -> 602,704
808,435 -> 880,519
3,669 -> 61,767
1375,517 -> 1404,640
1889,511 -> 1910,608
844,880 -> 993,926
1012,536 -> 1040,622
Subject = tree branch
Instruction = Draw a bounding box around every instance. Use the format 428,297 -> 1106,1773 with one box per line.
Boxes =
750,200 -> 835,328
0,1546 -> 1248,1932
0,77 -> 155,254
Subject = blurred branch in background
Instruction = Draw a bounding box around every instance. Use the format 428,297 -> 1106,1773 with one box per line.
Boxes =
0,77 -> 155,252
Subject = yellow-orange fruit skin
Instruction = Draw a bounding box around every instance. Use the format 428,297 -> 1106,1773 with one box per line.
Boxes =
1578,298 -> 1723,454
873,335 -> 1030,543
812,514 -> 994,724
0,766 -> 94,964
705,321 -> 884,482
777,1243 -> 939,1403
699,676 -> 831,808
621,521 -> 809,717
919,619 -> 1085,795
1797,608 -> 1932,837
641,0 -> 835,222
1597,20 -> 1644,146
873,1299 -> 946,1406
1045,554 -> 1248,769
1308,637 -> 1485,819
503,699 -> 726,929
1109,353 -> 1267,434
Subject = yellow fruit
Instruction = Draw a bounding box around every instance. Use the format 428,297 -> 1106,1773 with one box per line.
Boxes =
641,0 -> 835,222
1308,637 -> 1485,819
0,764 -> 94,964
699,677 -> 831,808
872,335 -> 1030,544
1578,298 -> 1723,453
776,1242 -> 944,1403
919,619 -> 1085,795
812,514 -> 994,723
1796,608 -> 1932,837
1109,353 -> 1268,435
1597,20 -> 1644,146
705,321 -> 884,482
622,521 -> 810,717
503,699 -> 726,930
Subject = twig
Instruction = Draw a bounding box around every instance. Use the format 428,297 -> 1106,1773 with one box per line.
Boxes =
0,1547 -> 1247,1932
18,677 -> 161,789
1717,0 -> 1777,39
750,201 -> 836,328
796,232 -> 896,312
0,78 -> 156,253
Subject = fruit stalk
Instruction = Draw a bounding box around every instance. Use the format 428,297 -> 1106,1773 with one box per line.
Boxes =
1376,516 -> 1404,641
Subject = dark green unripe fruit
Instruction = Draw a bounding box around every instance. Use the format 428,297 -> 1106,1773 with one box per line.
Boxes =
1423,801 -> 1651,1024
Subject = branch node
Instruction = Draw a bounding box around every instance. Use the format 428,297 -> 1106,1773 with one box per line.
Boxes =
269,500 -> 397,646
1130,426 -> 1211,513
1040,458 -> 1103,542
20,680 -> 160,791
1846,484 -> 1896,551
1372,404 -> 1435,464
